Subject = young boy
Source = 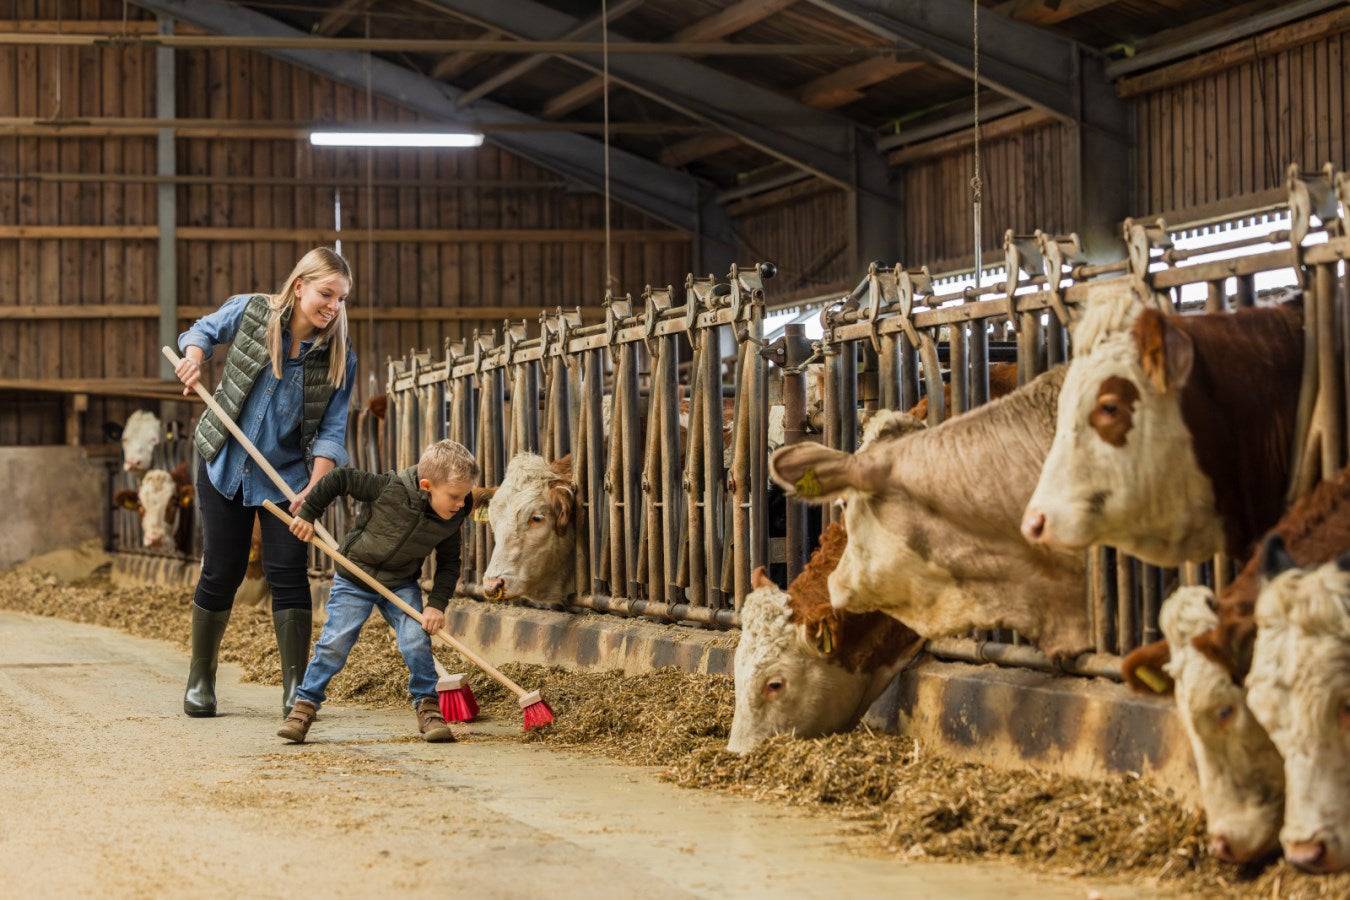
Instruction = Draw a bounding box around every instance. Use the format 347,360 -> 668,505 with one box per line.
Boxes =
277,439 -> 478,744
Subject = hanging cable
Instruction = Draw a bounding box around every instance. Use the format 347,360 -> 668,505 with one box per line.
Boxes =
601,0 -> 614,295
970,0 -> 983,291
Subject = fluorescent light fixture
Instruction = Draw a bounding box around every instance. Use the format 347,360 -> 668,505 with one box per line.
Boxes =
309,131 -> 483,148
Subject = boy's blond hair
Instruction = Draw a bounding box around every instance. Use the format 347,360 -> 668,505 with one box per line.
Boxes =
418,439 -> 479,485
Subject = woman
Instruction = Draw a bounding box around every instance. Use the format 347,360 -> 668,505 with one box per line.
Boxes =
174,247 -> 358,719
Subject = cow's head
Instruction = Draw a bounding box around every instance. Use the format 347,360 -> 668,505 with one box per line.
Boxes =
115,467 -> 194,549
121,410 -> 163,473
481,454 -> 577,604
1159,585 -> 1284,865
1246,537 -> 1350,873
767,412 -> 926,615
727,568 -> 916,754
1022,299 -> 1222,566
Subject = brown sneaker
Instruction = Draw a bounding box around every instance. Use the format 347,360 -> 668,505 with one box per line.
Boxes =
277,700 -> 317,743
415,698 -> 456,743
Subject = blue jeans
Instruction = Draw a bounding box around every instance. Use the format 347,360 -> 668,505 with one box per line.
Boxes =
294,574 -> 438,709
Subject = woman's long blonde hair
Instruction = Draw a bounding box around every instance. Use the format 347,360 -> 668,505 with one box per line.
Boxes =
265,246 -> 353,387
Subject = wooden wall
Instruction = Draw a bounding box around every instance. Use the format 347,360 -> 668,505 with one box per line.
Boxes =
0,0 -> 692,446
1133,28 -> 1348,220
730,182 -> 852,305
899,121 -> 1075,270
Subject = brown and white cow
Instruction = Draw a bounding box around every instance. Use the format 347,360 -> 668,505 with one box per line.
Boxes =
1122,468 -> 1350,865
769,367 -> 1090,658
480,454 -> 576,604
1247,539 -> 1350,874
727,523 -> 924,753
1022,290 -> 1303,566
114,461 -> 194,551
121,409 -> 162,472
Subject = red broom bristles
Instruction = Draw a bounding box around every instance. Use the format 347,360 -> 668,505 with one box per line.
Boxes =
436,672 -> 478,723
518,689 -> 554,731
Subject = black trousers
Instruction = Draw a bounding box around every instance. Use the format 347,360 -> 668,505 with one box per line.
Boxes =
193,459 -> 311,613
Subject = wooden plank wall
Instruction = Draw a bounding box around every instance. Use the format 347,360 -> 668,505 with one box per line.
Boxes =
0,0 -> 691,446
1135,29 -> 1348,220
898,121 -> 1075,271
730,182 -> 851,305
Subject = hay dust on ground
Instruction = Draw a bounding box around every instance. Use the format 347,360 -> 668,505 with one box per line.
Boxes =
2,567 -> 1346,898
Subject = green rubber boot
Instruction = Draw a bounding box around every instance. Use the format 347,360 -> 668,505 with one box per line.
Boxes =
273,607 -> 313,718
183,605 -> 231,717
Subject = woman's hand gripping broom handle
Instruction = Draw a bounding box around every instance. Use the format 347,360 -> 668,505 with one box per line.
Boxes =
261,499 -> 534,704
161,345 -> 340,549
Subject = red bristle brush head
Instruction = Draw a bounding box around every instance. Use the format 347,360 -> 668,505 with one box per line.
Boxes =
518,690 -> 554,731
436,673 -> 479,723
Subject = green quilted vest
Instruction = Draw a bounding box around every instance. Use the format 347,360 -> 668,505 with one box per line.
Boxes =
193,294 -> 337,464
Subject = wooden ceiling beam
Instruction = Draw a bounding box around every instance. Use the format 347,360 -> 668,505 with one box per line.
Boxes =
541,0 -> 796,119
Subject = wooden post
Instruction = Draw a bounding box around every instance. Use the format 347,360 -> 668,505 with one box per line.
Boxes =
64,392 -> 87,446
155,16 -> 176,380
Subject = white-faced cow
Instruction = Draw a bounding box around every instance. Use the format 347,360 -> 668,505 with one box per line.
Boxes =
727,523 -> 923,753
1022,290 -> 1303,566
480,454 -> 576,604
769,366 -> 1089,658
1122,467 -> 1350,865
121,410 -> 163,472
114,461 -> 194,551
1247,539 -> 1350,874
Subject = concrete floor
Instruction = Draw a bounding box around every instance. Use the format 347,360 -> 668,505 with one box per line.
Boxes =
0,611 -> 1127,898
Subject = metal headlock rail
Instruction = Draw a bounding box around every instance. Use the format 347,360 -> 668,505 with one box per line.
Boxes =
109,163 -> 1348,686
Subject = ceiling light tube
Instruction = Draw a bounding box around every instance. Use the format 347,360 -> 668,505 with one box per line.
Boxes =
309,131 -> 483,148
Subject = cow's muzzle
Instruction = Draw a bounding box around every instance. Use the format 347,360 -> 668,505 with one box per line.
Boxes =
1020,510 -> 1047,543
482,577 -> 506,602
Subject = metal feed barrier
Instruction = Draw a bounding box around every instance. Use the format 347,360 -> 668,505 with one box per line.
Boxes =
108,162 -> 1348,685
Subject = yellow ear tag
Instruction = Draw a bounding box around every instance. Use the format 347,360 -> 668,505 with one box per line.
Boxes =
795,468 -> 822,499
818,623 -> 834,656
472,505 -> 491,524
1134,665 -> 1171,694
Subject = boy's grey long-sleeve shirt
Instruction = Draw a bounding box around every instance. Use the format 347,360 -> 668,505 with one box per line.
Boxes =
297,465 -> 472,610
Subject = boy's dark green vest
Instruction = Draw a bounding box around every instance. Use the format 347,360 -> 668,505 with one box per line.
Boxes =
193,294 -> 338,463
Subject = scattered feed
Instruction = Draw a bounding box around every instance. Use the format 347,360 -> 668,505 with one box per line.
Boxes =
2,568 -> 1345,898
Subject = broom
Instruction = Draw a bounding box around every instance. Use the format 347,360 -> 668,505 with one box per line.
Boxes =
162,347 -> 551,730
263,500 -> 554,730
432,655 -> 479,723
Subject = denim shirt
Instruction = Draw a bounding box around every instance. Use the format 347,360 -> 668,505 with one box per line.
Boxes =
179,294 -> 357,506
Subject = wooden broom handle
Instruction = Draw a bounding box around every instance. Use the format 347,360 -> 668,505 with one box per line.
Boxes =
162,345 -> 339,548
261,500 -> 528,700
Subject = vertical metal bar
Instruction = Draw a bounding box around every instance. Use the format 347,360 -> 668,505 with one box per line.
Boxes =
701,325 -> 724,609
749,304 -> 768,574
950,323 -> 968,416
1046,315 -> 1067,368
1116,552 -> 1138,655
969,318 -> 989,408
572,377 -> 590,600
731,342 -> 752,607
684,338 -> 705,605
643,344 -> 665,603
659,335 -> 682,603
877,332 -> 898,411
782,325 -> 810,582
898,331 -> 919,411
620,343 -> 643,599
1205,279 -> 1226,313
524,360 -> 540,453
1140,563 -> 1162,644
838,341 -> 859,453
584,349 -> 607,595
1316,262 -> 1343,477
155,15 -> 176,380
1234,273 -> 1256,308
1090,545 -> 1110,653
821,342 -> 840,527
606,354 -> 626,595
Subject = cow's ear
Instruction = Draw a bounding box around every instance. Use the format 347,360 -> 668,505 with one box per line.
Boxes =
1134,310 -> 1194,394
471,486 -> 497,508
769,442 -> 888,502
750,566 -> 775,591
1121,639 -> 1174,695
545,478 -> 575,535
1259,532 -> 1297,581
1192,619 -> 1257,685
113,490 -> 140,511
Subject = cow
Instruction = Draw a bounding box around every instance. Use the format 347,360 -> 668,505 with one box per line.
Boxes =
479,454 -> 576,604
1246,540 -> 1350,874
114,461 -> 194,552
1121,467 -> 1350,865
727,523 -> 924,754
768,366 -> 1089,658
121,409 -> 162,472
1022,289 -> 1303,567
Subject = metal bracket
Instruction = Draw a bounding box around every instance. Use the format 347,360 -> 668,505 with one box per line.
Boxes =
1287,162 -> 1340,287
684,273 -> 715,332
1122,217 -> 1172,306
1036,230 -> 1083,326
642,284 -> 672,356
894,263 -> 931,350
